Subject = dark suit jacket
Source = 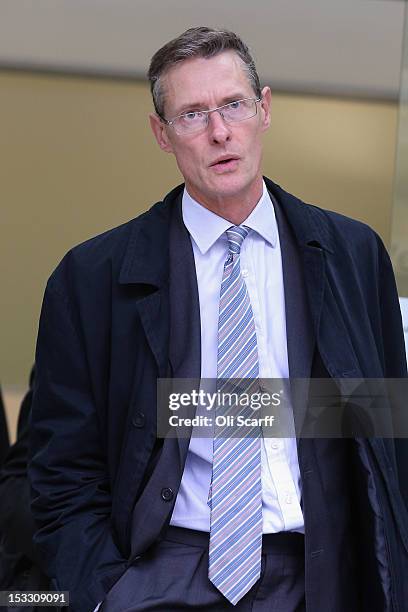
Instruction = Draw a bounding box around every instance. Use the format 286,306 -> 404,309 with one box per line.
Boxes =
0,377 -> 37,586
0,386 -> 9,467
29,178 -> 408,611
0,370 -> 53,612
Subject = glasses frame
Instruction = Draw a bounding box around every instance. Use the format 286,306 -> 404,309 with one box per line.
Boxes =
161,97 -> 262,135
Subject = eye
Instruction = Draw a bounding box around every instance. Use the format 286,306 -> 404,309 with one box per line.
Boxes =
183,111 -> 203,121
228,100 -> 242,110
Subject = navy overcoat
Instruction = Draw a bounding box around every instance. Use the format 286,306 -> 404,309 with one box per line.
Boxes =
29,178 -> 408,611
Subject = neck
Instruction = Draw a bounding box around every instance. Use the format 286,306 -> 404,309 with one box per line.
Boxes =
186,180 -> 263,225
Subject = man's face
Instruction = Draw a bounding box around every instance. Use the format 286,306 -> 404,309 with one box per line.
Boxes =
150,51 -> 271,214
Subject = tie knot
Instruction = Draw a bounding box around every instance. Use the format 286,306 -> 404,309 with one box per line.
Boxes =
226,225 -> 249,255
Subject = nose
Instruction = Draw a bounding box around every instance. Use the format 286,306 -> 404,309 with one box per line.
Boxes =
207,109 -> 231,144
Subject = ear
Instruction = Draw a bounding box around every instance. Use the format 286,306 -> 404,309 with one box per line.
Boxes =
259,86 -> 271,131
149,113 -> 174,153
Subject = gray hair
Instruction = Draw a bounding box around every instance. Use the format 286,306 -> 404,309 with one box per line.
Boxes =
147,26 -> 261,118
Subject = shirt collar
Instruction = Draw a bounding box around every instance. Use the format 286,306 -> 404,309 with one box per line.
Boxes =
182,181 -> 278,255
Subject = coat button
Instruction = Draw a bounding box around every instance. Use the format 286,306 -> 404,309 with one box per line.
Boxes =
132,413 -> 145,428
161,487 -> 174,502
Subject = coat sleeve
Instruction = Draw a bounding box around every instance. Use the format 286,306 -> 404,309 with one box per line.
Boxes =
29,274 -> 128,612
377,238 -> 408,511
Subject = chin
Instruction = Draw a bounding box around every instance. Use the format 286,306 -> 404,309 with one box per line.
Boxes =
210,173 -> 256,200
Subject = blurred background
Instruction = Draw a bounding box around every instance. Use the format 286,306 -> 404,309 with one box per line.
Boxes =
1,0 -> 408,440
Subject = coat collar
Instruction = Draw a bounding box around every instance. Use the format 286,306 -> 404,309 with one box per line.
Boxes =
263,177 -> 335,255
264,179 -> 363,378
117,177 -> 362,382
118,184 -> 184,287
118,178 -> 335,288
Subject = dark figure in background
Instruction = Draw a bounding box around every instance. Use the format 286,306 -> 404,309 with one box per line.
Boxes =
0,386 -> 9,467
0,371 -> 52,612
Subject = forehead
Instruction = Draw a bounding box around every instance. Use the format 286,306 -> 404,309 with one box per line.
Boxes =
162,51 -> 254,115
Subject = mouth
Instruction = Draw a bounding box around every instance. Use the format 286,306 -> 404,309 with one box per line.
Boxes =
209,155 -> 240,172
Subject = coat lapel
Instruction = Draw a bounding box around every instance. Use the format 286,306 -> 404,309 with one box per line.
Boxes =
168,194 -> 201,382
266,178 -> 363,381
117,186 -> 201,471
118,187 -> 183,378
168,194 -> 201,465
272,192 -> 315,434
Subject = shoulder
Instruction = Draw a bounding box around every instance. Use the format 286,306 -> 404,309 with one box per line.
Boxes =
46,216 -> 137,297
45,185 -> 182,296
315,206 -> 383,258
266,177 -> 386,264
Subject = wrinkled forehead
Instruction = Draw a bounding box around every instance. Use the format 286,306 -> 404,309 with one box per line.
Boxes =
160,51 -> 255,117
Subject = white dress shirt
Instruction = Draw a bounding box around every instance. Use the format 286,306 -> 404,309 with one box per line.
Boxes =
170,182 -> 304,533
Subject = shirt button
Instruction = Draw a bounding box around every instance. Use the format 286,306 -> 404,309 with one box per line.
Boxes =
161,487 -> 174,502
241,269 -> 249,278
271,441 -> 279,450
285,493 -> 293,504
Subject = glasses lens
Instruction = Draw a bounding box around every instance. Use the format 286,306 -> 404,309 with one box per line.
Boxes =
170,99 -> 259,134
223,99 -> 257,123
174,111 -> 207,135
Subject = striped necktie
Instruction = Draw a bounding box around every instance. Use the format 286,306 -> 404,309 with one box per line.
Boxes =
208,225 -> 262,605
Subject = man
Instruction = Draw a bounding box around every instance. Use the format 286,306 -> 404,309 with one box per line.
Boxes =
29,27 -> 408,611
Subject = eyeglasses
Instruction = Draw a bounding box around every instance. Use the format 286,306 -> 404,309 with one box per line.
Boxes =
162,97 -> 261,135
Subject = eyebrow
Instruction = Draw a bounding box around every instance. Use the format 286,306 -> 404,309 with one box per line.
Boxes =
173,93 -> 251,116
